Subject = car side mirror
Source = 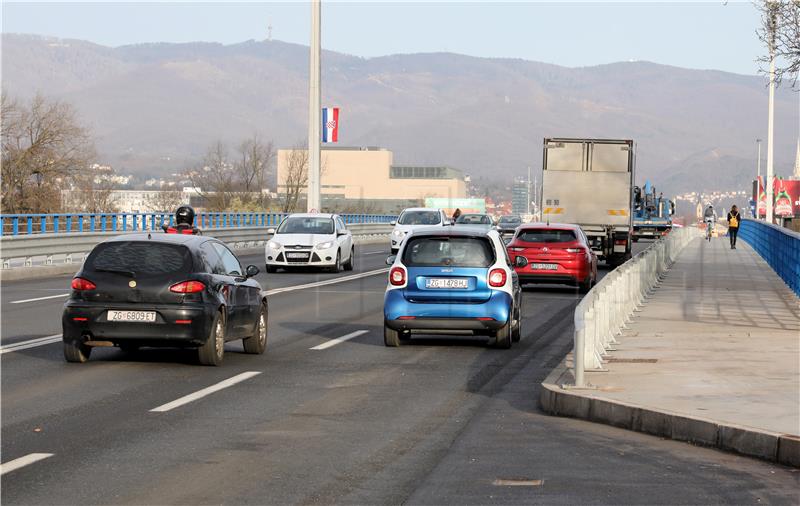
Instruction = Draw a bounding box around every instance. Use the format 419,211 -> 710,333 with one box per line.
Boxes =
514,256 -> 528,268
337,230 -> 347,237
389,220 -> 397,226
246,265 -> 260,278
267,227 -> 276,235
385,255 -> 397,266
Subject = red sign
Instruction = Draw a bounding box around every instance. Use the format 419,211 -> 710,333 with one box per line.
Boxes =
755,177 -> 800,218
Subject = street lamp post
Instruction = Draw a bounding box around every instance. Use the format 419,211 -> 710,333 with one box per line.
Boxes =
756,138 -> 762,219
307,0 -> 321,213
765,2 -> 777,224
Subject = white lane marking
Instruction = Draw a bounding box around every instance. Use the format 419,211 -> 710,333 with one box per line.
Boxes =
0,334 -> 62,355
10,293 -> 70,304
150,371 -> 262,413
362,250 -> 389,255
264,268 -> 388,296
0,453 -> 54,475
310,330 -> 369,351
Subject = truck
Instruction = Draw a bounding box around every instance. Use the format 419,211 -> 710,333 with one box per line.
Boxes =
632,180 -> 675,241
540,138 -> 633,266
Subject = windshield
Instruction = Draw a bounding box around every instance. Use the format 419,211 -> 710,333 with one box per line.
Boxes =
403,236 -> 495,267
87,242 -> 192,276
498,216 -> 521,225
517,229 -> 577,243
277,217 -> 334,235
455,214 -> 492,225
398,210 -> 441,225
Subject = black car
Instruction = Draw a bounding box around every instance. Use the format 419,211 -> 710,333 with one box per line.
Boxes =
496,215 -> 522,235
62,233 -> 268,366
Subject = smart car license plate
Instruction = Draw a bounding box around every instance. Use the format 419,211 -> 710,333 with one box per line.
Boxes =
531,263 -> 558,271
107,310 -> 156,322
425,278 -> 468,289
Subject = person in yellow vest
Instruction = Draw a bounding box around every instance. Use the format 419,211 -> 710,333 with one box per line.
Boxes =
727,205 -> 741,249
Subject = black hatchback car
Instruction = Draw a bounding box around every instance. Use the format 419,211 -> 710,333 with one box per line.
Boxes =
62,233 -> 268,366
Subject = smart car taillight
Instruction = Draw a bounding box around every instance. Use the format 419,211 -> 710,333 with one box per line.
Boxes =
71,277 -> 96,291
389,267 -> 406,286
169,280 -> 206,293
488,268 -> 506,287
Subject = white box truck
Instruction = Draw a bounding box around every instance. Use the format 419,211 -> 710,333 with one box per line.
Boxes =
540,138 -> 634,266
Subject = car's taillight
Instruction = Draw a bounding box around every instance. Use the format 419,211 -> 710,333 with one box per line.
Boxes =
389,267 -> 406,286
565,247 -> 583,253
511,247 -> 525,252
71,277 -> 96,291
488,268 -> 507,287
169,280 -> 206,293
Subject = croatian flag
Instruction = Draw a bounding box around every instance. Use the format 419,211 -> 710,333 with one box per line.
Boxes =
322,107 -> 339,143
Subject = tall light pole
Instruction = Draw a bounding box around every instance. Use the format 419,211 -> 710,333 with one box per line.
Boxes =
307,0 -> 321,213
756,138 -> 762,218
526,166 -> 531,215
765,2 -> 777,224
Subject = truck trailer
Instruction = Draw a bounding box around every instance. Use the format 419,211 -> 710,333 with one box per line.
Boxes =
540,138 -> 634,266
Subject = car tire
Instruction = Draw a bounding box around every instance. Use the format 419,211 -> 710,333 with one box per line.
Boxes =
343,247 -> 355,271
493,319 -> 512,349
198,310 -> 225,366
579,275 -> 592,294
384,325 -> 401,347
243,302 -> 268,354
63,338 -> 91,363
265,264 -> 278,274
511,303 -> 522,343
330,251 -> 342,273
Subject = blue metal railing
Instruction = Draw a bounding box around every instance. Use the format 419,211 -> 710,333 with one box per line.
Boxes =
0,212 -> 396,236
739,219 -> 800,296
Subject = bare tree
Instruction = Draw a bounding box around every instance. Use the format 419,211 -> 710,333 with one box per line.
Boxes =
145,189 -> 185,212
65,166 -> 120,213
757,0 -> 800,87
1,93 -> 95,213
279,146 -> 310,213
234,134 -> 274,208
185,141 -> 235,211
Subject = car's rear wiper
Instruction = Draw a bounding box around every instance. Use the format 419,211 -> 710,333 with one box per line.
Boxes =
94,268 -> 135,278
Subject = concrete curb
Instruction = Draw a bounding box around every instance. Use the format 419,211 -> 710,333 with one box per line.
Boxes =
539,359 -> 800,468
0,235 -> 389,282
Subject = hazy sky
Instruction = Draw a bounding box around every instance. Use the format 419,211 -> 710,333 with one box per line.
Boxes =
2,1 -> 767,75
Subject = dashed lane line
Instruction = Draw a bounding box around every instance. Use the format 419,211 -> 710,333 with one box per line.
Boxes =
310,330 -> 369,351
0,334 -> 62,355
0,453 -> 54,476
149,371 -> 262,412
10,293 -> 70,304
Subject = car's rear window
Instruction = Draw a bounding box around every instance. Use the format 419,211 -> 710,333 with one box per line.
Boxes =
398,211 -> 441,225
517,229 -> 577,243
455,214 -> 492,225
403,237 -> 494,267
87,241 -> 192,276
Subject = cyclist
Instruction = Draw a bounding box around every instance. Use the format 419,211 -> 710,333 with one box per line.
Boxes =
703,204 -> 716,241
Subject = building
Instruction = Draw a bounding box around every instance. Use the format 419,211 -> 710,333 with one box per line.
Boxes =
61,189 -> 200,213
512,178 -> 529,215
276,146 -> 466,212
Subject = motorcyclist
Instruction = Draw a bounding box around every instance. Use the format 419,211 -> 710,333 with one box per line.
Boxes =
163,205 -> 201,235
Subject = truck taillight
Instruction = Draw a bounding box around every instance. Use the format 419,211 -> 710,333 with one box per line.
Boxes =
615,239 -> 628,245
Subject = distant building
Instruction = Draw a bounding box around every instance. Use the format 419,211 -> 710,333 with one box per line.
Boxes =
276,146 -> 466,213
512,178 -> 529,215
61,189 -> 200,213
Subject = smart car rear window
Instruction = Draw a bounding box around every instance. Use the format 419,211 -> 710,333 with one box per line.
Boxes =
517,230 -> 577,243
403,237 -> 494,267
87,242 -> 192,276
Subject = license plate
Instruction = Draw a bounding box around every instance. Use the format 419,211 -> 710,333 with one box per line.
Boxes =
107,310 -> 156,322
531,263 -> 558,271
286,252 -> 309,259
425,278 -> 469,289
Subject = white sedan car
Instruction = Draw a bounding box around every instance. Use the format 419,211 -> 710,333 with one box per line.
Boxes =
265,213 -> 354,273
390,207 -> 450,254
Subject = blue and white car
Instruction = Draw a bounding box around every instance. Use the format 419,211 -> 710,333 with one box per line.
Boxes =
383,227 -> 526,348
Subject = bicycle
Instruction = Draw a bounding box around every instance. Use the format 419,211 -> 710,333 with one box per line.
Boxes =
705,220 -> 713,242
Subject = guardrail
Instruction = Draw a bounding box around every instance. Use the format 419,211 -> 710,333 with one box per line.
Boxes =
0,212 -> 396,236
571,227 -> 700,388
0,223 -> 392,270
739,219 -> 800,296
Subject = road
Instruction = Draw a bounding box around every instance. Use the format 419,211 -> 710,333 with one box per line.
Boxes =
2,243 -> 797,504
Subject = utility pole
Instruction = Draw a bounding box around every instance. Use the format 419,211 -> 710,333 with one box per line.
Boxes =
526,166 -> 531,215
307,0 -> 321,213
765,1 -> 777,224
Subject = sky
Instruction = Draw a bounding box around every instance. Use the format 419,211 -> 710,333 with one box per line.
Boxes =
2,1 -> 768,76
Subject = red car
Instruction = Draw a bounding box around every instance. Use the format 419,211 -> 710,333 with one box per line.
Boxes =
506,223 -> 598,292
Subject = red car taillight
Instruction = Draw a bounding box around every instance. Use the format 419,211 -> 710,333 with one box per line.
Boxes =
565,247 -> 583,254
169,280 -> 206,294
71,277 -> 96,291
389,267 -> 406,286
488,268 -> 507,287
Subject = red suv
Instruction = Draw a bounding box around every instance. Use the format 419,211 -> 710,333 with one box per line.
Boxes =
506,223 -> 597,292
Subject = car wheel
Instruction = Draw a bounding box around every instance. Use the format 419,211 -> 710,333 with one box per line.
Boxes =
63,338 -> 91,363
265,264 -> 277,274
493,319 -> 512,349
384,325 -> 401,347
243,302 -> 268,354
511,302 -> 522,343
343,247 -> 355,271
579,275 -> 592,294
330,251 -> 342,273
198,310 -> 225,366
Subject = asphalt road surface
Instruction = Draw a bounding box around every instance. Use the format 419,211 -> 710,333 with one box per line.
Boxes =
2,242 -> 797,505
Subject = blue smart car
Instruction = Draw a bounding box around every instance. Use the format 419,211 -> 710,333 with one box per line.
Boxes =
383,227 -> 526,348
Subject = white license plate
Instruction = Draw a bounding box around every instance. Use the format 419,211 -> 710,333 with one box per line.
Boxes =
531,263 -> 558,271
286,252 -> 309,259
425,278 -> 469,289
107,310 -> 157,323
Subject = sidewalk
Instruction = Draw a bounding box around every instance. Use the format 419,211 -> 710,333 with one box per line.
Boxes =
541,237 -> 800,466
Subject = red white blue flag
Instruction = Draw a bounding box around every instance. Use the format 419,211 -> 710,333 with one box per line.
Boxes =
322,107 -> 339,143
